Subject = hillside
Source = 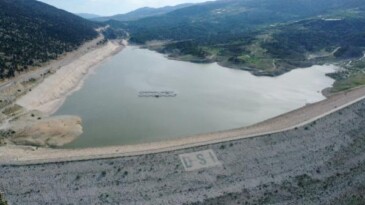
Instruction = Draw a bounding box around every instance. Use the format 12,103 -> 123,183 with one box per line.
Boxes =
77,13 -> 101,19
114,0 -> 365,80
0,0 -> 98,79
93,3 -> 194,22
122,0 -> 364,43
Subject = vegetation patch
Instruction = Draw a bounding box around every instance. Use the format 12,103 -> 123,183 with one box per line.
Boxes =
329,58 -> 365,92
0,193 -> 8,205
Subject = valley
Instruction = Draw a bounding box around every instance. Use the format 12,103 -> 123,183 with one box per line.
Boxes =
1,0 -> 365,204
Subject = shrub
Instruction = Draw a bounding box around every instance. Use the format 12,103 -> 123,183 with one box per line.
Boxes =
0,193 -> 8,205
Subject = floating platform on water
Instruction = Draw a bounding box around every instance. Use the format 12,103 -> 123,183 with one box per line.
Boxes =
138,91 -> 177,98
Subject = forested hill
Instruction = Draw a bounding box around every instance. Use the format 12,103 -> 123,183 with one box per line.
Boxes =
121,0 -> 364,43
113,0 -> 365,77
0,0 -> 98,79
93,3 -> 194,22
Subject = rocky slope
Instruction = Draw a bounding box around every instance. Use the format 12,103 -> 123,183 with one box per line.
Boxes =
1,97 -> 365,204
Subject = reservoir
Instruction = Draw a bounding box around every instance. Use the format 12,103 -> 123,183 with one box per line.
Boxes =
55,46 -> 336,148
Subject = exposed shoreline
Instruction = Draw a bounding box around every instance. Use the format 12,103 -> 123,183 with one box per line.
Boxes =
16,40 -> 124,116
1,39 -> 364,164
0,37 -> 126,147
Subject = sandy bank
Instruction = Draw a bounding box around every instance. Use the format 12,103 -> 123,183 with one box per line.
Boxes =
8,115 -> 82,147
16,41 -> 123,116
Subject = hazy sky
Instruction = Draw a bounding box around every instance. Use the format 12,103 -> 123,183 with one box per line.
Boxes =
38,0 -> 209,16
